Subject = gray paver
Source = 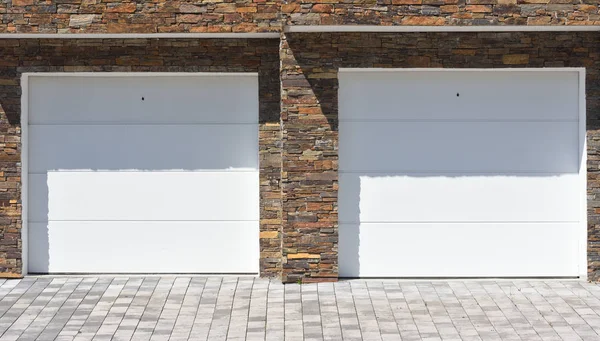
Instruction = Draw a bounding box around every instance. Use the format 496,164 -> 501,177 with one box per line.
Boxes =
1,278 -> 600,340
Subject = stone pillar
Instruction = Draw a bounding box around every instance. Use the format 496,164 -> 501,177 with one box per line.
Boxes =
279,33 -> 338,283
259,121 -> 283,277
0,110 -> 21,278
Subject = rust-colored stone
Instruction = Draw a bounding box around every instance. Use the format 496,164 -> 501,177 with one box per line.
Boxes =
287,253 -> 321,259
401,16 -> 446,25
11,0 -> 33,6
0,272 -> 22,279
312,4 -> 334,13
502,54 -> 529,64
392,0 -> 422,4
465,5 -> 492,12
106,3 -> 137,13
107,23 -> 156,33
260,231 -> 280,238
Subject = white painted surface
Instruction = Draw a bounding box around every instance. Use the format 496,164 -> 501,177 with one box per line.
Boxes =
28,125 -> 258,172
28,221 -> 258,273
579,72 -> 588,279
285,25 -> 600,33
21,74 -> 29,275
339,71 -> 578,121
29,75 -> 258,124
0,27 -> 598,40
0,33 -> 281,39
27,74 -> 259,274
338,174 -> 579,224
29,172 -> 259,222
339,121 -> 578,173
338,69 -> 584,278
338,223 -> 580,277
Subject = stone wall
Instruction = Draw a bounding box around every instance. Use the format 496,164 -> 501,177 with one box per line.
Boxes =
283,2 -> 600,26
2,33 -> 600,281
0,38 -> 282,278
1,1 -> 281,34
279,31 -> 600,283
1,0 -> 599,34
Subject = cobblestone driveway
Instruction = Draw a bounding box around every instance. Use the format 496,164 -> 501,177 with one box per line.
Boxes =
1,277 -> 600,341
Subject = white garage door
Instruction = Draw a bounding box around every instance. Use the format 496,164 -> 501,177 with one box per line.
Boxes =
338,69 -> 585,278
26,74 -> 259,274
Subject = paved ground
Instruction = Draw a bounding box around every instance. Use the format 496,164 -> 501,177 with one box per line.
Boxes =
1,278 -> 600,341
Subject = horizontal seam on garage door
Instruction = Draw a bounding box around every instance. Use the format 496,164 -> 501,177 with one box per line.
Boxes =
338,119 -> 579,123
28,123 -> 260,126
24,72 -> 261,76
338,171 -> 577,174
338,221 -> 580,224
29,220 -> 260,223
28,170 -> 259,174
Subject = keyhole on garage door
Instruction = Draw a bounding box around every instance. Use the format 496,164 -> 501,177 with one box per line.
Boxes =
456,93 -> 460,97
142,96 -> 145,101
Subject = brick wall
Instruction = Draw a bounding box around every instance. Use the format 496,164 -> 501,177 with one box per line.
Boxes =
279,31 -> 600,282
0,38 -> 282,278
283,2 -> 600,26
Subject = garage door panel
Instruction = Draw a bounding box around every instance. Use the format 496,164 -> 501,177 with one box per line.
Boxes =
338,69 -> 582,278
29,171 -> 259,222
27,74 -> 260,274
339,222 -> 579,277
28,221 -> 259,273
29,75 -> 258,124
29,125 -> 258,172
339,121 -> 579,173
339,173 -> 579,223
339,71 -> 579,121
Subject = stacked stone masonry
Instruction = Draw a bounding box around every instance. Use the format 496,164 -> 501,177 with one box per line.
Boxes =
0,32 -> 599,282
0,0 -> 599,34
283,1 -> 600,26
1,1 -> 281,33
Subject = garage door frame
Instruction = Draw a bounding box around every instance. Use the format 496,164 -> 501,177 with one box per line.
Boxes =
20,72 -> 261,275
337,67 -> 588,279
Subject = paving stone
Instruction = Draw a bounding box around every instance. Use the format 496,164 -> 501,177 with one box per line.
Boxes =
2,278 -> 600,340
